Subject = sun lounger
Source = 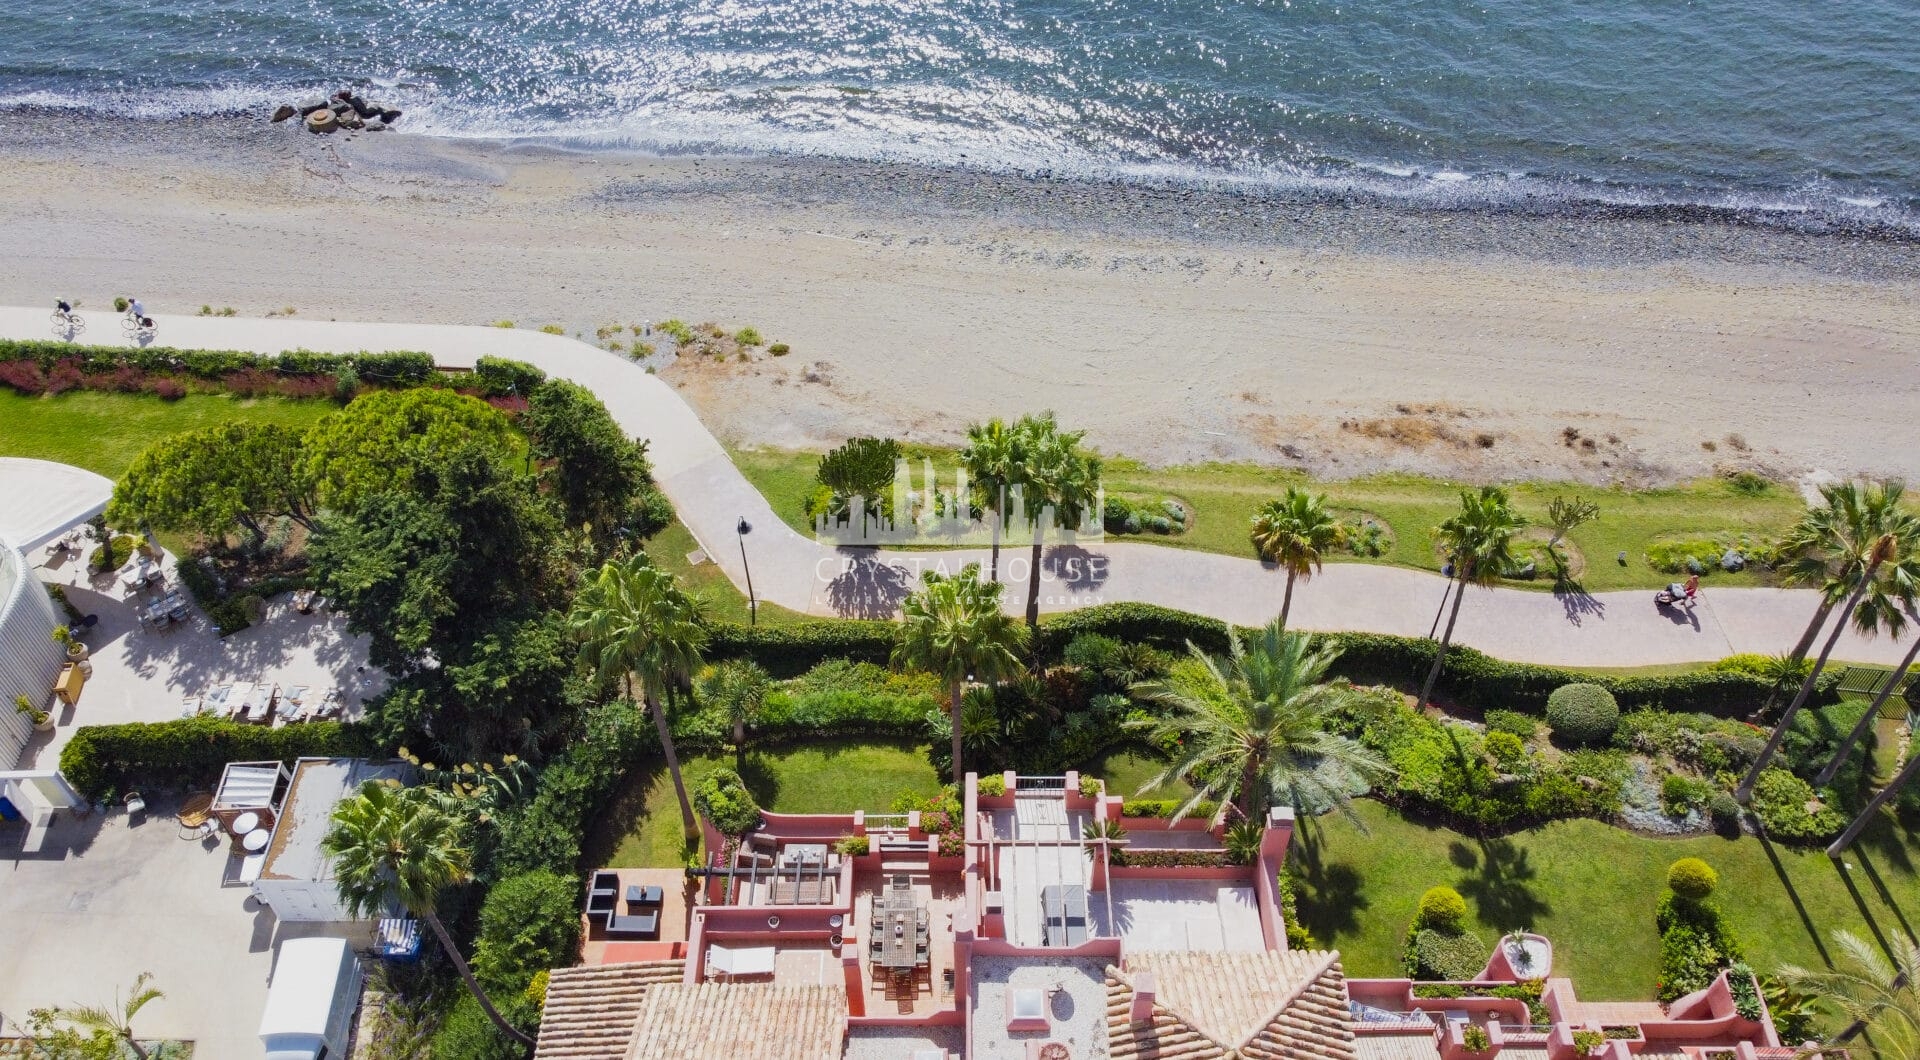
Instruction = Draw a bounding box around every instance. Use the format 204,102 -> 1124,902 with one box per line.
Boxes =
706,944 -> 776,979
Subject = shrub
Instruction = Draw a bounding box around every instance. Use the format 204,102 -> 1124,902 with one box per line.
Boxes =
735,327 -> 763,346
1572,1030 -> 1606,1055
472,870 -> 583,993
835,835 -> 869,856
1708,791 -> 1742,834
1110,849 -> 1230,868
1407,928 -> 1488,981
1416,886 -> 1469,933
659,319 -> 696,345
693,767 -> 762,836
430,992 -> 536,1060
538,324 -> 565,335
1726,963 -> 1764,1021
769,342 -> 790,355
1660,774 -> 1712,816
1546,683 -> 1619,745
472,356 -> 547,398
1485,730 -> 1525,767
58,717 -> 375,799
1462,1024 -> 1492,1053
1078,774 -> 1102,798
1276,870 -> 1320,950
1656,892 -> 1742,1002
492,704 -> 653,878
1118,797 -> 1219,820
1747,768 -> 1845,842
1667,857 -> 1718,900
976,774 -> 1005,797
1485,710 -> 1538,740
706,620 -> 896,676
1727,471 -> 1771,497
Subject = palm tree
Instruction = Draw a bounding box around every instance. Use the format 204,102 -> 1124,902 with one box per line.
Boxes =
1816,605 -> 1920,787
1737,481 -> 1920,804
324,782 -> 533,1049
1130,617 -> 1393,826
1779,930 -> 1920,1060
1250,488 -> 1342,629
1014,413 -> 1102,630
893,563 -> 1029,784
1417,487 -> 1526,712
569,555 -> 709,839
29,972 -> 166,1060
703,658 -> 771,747
960,417 -> 1024,584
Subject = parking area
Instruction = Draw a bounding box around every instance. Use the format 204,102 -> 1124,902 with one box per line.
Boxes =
0,796 -> 364,1059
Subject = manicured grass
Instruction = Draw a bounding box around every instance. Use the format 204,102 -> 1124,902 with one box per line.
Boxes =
641,519 -> 809,627
728,445 -> 1812,592
590,740 -> 942,868
0,390 -> 335,481
1293,800 -> 1920,1001
1083,748 -> 1196,804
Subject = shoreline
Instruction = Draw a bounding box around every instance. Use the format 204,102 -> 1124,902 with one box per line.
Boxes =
1,110 -> 1917,483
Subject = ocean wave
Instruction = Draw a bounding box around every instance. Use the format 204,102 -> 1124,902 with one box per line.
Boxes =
5,83 -> 1916,239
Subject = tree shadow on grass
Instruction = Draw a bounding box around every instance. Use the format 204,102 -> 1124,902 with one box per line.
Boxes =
1287,818 -> 1369,944
1753,830 -> 1833,967
735,750 -> 783,808
1851,848 -> 1918,946
1448,837 -> 1550,930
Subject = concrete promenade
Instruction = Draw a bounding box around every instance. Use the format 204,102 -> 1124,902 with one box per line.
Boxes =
2,306 -> 1907,668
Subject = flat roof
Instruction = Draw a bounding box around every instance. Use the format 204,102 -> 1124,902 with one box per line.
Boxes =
262,759 -> 409,882
259,937 -> 350,1038
0,458 -> 114,552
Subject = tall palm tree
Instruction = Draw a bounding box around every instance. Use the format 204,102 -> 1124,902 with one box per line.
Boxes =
1014,413 -> 1102,630
1816,605 -> 1920,787
893,563 -> 1029,784
1250,487 -> 1342,629
324,782 -> 533,1049
569,555 -> 709,839
1130,617 -> 1393,826
960,417 -> 1024,584
30,972 -> 166,1060
1780,930 -> 1920,1060
1737,481 -> 1920,804
703,658 -> 771,747
1417,487 -> 1526,712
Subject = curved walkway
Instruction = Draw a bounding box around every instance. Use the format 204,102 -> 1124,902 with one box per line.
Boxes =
0,306 -> 1905,668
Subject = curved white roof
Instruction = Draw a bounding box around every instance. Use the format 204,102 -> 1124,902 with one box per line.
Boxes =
0,458 -> 114,552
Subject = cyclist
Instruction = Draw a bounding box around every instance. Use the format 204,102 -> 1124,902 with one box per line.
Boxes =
55,298 -> 73,316
127,296 -> 147,323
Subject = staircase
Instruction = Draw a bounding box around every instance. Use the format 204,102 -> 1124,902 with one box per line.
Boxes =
874,832 -> 934,875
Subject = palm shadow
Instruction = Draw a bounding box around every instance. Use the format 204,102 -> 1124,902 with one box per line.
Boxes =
1448,837 -> 1550,929
1753,830 -> 1834,967
1287,818 -> 1369,943
734,750 -> 783,808
823,552 -> 912,619
1553,580 -> 1606,627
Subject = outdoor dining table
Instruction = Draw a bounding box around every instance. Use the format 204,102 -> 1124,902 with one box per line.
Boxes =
875,893 -> 929,969
242,828 -> 271,853
230,810 -> 260,836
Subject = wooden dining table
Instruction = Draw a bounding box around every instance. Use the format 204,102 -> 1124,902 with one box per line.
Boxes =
875,892 -> 929,969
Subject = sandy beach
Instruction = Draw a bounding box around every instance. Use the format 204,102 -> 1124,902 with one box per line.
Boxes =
2,111 -> 1917,484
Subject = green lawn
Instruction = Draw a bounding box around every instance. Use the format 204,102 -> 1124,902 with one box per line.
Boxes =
1293,800 -> 1920,1001
588,740 -> 942,868
0,390 -> 335,481
641,520 -> 809,627
729,445 -> 1811,593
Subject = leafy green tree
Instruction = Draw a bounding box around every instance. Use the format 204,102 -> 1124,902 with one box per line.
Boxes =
323,783 -> 533,1048
960,418 -> 1024,583
28,972 -> 167,1060
568,556 -> 708,839
1131,618 -> 1392,825
1418,487 -> 1526,712
471,869 -> 582,994
303,388 -> 515,512
1780,930 -> 1920,1060
701,658 -> 771,746
109,422 -> 313,544
522,378 -> 655,546
815,437 -> 902,512
1014,413 -> 1102,629
1249,487 -> 1341,628
1738,480 -> 1919,804
893,564 -> 1029,784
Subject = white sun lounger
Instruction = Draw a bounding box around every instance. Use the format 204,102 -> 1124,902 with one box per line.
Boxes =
706,944 -> 776,980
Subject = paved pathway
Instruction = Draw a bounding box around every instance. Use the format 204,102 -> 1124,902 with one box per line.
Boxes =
2,306 -> 1907,667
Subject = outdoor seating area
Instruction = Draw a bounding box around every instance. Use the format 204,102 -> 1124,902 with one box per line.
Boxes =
590,869 -> 664,940
866,874 -> 936,1012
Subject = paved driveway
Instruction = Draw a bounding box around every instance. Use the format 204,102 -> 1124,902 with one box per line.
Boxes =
0,800 -> 361,1059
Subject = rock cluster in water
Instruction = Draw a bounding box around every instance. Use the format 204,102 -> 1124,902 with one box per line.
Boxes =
272,90 -> 403,134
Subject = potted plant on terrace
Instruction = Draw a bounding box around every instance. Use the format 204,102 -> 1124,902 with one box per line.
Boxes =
52,625 -> 87,662
16,694 -> 54,733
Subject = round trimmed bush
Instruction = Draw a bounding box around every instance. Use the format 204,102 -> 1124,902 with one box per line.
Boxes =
1410,928 -> 1488,981
1546,683 -> 1619,745
1667,857 -> 1718,900
1416,886 -> 1469,933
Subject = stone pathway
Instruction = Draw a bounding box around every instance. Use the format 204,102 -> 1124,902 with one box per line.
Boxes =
2,306 -> 1908,667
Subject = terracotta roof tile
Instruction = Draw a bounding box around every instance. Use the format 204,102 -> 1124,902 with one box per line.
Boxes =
626,982 -> 846,1060
1106,950 -> 1358,1060
533,959 -> 687,1060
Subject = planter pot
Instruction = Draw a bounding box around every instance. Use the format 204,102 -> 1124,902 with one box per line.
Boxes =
66,642 -> 88,662
32,713 -> 55,732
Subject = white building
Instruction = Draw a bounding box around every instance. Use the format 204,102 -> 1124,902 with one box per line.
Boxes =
251,758 -> 411,922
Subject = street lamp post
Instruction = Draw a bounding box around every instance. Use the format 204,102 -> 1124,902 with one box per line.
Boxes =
737,517 -> 757,626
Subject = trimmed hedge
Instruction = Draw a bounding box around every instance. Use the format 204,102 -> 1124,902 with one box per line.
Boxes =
491,703 -> 653,878
706,620 -> 897,677
0,337 -> 436,384
58,716 -> 377,798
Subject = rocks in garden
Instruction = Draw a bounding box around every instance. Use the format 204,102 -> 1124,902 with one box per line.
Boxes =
279,89 -> 404,132
1719,549 -> 1745,572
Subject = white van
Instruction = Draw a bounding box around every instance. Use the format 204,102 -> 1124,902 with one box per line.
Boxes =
259,937 -> 364,1060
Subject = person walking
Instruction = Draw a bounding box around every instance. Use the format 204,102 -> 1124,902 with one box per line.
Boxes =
1683,573 -> 1700,607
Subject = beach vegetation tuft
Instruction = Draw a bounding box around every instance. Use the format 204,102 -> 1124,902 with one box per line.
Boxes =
492,320 -> 515,329
735,326 -> 764,346
539,324 -> 564,335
